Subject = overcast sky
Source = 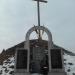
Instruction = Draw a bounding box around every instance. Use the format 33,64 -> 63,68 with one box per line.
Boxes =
0,0 -> 75,53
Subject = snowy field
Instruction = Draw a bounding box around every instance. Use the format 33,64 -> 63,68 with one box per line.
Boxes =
0,54 -> 75,75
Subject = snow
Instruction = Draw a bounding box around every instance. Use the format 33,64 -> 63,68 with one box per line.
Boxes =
0,54 -> 75,75
0,56 -> 15,75
64,53 -> 75,75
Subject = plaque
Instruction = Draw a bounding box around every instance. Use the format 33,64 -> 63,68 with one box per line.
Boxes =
33,47 -> 45,61
16,49 -> 28,69
51,49 -> 62,69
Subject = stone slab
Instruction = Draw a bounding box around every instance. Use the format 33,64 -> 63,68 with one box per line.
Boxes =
15,72 -> 30,75
48,72 -> 67,75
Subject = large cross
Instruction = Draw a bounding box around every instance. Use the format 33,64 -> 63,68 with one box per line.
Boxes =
33,0 -> 47,39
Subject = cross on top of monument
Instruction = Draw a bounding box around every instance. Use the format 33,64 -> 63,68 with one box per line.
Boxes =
33,0 -> 47,39
33,0 -> 47,3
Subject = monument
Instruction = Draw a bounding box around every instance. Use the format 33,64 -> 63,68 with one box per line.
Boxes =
14,0 -> 67,75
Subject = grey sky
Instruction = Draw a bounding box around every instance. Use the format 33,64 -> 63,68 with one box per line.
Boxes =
0,0 -> 75,53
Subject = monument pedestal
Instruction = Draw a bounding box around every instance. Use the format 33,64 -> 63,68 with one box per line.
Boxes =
48,72 -> 67,75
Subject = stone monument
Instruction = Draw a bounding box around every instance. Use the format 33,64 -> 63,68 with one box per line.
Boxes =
14,0 -> 67,75
14,26 -> 67,75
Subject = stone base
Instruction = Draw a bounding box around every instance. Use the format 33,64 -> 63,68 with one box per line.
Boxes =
15,72 -> 30,75
48,72 -> 67,75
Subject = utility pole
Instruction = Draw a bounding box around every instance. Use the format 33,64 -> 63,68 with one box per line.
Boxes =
33,0 -> 47,39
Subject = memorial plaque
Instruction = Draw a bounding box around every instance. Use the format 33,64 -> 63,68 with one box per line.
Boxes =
51,49 -> 62,69
16,49 -> 28,69
33,47 -> 45,61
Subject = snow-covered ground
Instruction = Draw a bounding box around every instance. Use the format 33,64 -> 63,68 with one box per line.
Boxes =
0,54 -> 75,75
0,56 -> 14,75
64,53 -> 75,75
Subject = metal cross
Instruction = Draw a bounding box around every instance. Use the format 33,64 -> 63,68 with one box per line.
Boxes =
33,0 -> 47,39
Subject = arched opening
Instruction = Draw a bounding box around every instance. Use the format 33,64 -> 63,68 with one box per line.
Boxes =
25,26 -> 53,74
